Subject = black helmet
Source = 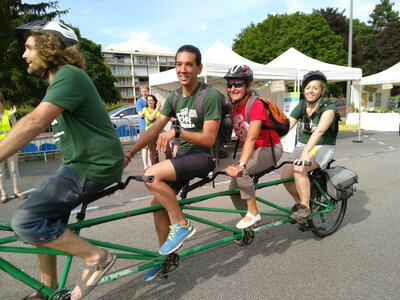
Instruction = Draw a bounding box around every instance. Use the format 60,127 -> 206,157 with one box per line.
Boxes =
224,65 -> 253,83
14,20 -> 78,48
302,70 -> 327,89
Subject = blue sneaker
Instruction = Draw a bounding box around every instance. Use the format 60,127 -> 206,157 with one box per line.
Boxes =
159,221 -> 196,255
143,265 -> 162,281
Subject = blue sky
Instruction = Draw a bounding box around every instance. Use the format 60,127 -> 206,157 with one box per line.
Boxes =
27,0 -> 400,54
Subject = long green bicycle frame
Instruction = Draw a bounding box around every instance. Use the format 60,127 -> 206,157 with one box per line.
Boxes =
0,175 -> 333,297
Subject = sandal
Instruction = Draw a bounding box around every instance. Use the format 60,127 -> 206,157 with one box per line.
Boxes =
289,204 -> 311,222
1,194 -> 8,203
70,249 -> 116,300
14,192 -> 27,199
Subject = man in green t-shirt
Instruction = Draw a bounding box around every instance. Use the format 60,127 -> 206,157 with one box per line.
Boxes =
1,21 -> 124,300
126,45 -> 222,281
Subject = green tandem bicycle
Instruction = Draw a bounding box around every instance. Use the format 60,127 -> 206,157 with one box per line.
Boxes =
0,160 -> 357,299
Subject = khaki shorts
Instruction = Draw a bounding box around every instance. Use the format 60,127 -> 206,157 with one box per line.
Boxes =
290,142 -> 335,169
230,143 -> 283,200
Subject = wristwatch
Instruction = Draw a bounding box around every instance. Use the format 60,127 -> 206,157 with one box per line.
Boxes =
238,162 -> 246,168
174,125 -> 181,138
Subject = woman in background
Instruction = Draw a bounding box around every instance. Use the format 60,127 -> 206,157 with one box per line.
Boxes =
0,94 -> 27,203
142,94 -> 172,164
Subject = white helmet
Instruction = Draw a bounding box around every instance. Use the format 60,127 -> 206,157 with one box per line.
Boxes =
15,20 -> 78,48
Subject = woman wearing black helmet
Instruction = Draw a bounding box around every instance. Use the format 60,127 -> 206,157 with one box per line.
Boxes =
224,65 -> 283,229
281,70 -> 338,222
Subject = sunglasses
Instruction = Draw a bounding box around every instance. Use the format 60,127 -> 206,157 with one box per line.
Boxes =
227,81 -> 245,88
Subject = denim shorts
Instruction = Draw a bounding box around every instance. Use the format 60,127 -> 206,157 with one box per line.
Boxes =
167,150 -> 215,193
11,165 -> 108,244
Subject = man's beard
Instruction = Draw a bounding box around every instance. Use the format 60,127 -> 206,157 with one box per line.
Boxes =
27,61 -> 46,78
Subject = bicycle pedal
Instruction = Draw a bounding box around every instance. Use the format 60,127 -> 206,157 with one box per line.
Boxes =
159,272 -> 169,280
298,223 -> 313,232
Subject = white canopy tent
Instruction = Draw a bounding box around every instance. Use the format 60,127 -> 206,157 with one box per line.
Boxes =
265,47 -> 362,91
349,61 -> 400,133
352,62 -> 400,111
360,61 -> 400,85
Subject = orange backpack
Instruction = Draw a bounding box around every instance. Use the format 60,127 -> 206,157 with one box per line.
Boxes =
245,96 -> 289,137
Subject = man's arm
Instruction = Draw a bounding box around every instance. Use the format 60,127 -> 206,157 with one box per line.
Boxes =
0,102 -> 64,161
127,114 -> 170,156
156,118 -> 220,153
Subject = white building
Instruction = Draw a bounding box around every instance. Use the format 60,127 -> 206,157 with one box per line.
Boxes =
103,50 -> 175,102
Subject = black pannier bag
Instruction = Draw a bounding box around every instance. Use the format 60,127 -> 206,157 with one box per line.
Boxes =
321,167 -> 358,201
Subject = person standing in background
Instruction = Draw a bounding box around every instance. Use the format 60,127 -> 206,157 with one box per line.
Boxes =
397,98 -> 400,135
142,94 -> 172,164
136,85 -> 152,169
169,117 -> 180,157
0,93 -> 27,203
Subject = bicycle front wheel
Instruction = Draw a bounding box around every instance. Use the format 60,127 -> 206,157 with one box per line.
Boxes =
308,187 -> 347,238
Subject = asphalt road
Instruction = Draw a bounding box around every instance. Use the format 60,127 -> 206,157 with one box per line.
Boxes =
1,130 -> 399,300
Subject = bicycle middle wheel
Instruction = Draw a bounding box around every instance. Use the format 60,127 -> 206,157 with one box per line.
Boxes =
308,185 -> 347,238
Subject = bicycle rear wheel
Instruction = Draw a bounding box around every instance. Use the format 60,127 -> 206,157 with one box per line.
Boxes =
308,186 -> 347,238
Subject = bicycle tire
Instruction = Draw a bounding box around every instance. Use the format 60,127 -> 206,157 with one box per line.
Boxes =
308,185 -> 347,238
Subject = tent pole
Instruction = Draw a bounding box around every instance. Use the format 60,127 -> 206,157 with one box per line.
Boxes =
352,83 -> 363,143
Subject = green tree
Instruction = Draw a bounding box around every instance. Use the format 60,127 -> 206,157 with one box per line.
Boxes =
232,12 -> 347,66
0,1 -> 120,107
314,8 -> 348,44
365,20 -> 400,74
0,0 -> 67,106
314,7 -> 363,67
368,0 -> 400,32
353,19 -> 378,75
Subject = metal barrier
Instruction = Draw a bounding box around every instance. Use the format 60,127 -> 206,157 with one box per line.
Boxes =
19,132 -> 58,162
18,119 -> 139,161
111,117 -> 139,144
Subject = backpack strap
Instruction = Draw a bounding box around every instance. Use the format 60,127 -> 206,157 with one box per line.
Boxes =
244,95 -> 258,123
300,99 -> 308,121
245,96 -> 273,130
244,95 -> 277,166
172,87 -> 183,117
303,100 -> 340,138
194,83 -> 209,121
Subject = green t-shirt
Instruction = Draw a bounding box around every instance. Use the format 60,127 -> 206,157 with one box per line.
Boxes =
161,82 -> 222,154
43,65 -> 124,184
290,99 -> 337,146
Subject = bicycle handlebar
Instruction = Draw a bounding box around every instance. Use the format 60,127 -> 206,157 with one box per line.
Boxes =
209,170 -> 243,181
121,175 -> 154,188
274,160 -> 312,169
